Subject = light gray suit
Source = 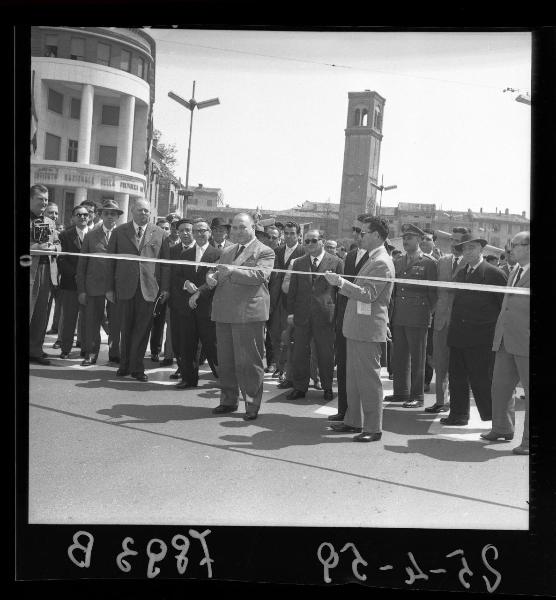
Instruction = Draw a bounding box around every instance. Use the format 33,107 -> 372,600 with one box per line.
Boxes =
340,246 -> 395,433
490,265 -> 530,447
211,238 -> 275,414
432,254 -> 466,405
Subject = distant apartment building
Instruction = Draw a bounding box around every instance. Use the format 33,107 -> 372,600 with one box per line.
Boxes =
30,26 -> 156,225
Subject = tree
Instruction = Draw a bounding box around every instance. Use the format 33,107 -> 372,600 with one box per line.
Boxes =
153,129 -> 178,174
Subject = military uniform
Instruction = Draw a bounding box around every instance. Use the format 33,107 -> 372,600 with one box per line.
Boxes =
389,248 -> 438,405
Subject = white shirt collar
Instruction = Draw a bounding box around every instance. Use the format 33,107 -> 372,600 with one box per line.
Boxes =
195,241 -> 210,258
310,249 -> 326,267
102,224 -> 114,236
367,246 -> 383,261
284,242 -> 299,261
467,256 -> 483,272
237,237 -> 256,251
132,221 -> 147,237
517,262 -> 530,274
76,226 -> 87,240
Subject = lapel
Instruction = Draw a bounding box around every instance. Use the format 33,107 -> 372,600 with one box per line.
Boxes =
235,239 -> 257,266
354,251 -> 369,275
509,265 -> 530,288
126,221 -> 140,252
72,226 -> 83,250
139,223 -> 154,253
467,260 -> 485,283
284,244 -> 302,268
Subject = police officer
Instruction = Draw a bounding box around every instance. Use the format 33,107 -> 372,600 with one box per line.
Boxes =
385,223 -> 438,408
29,184 -> 61,365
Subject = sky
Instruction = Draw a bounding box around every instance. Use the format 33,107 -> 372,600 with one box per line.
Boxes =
146,29 -> 531,217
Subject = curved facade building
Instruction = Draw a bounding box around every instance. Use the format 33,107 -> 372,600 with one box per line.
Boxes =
30,27 -> 156,224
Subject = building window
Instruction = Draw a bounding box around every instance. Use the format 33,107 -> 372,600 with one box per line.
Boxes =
44,34 -> 58,57
44,133 -> 61,160
361,109 -> 368,127
97,43 -> 111,66
206,199 -> 213,207
67,139 -> 78,162
373,105 -> 383,130
143,60 -> 149,80
136,57 -> 145,78
101,105 -> 120,126
98,145 -> 117,167
47,88 -> 63,114
70,97 -> 81,119
70,37 -> 86,61
120,49 -> 131,72
353,109 -> 361,126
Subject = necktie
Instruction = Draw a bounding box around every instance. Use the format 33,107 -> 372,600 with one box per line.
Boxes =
106,230 -> 111,243
513,266 -> 523,286
137,226 -> 142,240
234,244 -> 245,260
312,257 -> 319,270
452,257 -> 459,274
355,251 -> 368,269
466,266 -> 474,280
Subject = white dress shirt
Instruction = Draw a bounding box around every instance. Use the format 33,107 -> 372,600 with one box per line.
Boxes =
132,221 -> 146,243
310,249 -> 326,269
284,242 -> 299,264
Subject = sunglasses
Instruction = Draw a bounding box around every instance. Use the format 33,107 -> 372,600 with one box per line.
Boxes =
102,210 -> 119,216
304,238 -> 320,244
352,227 -> 362,233
193,228 -> 210,233
75,213 -> 89,218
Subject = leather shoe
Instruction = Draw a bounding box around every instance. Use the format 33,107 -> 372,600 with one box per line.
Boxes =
80,350 -> 87,358
46,328 -> 58,335
151,353 -> 160,362
59,352 -> 69,359
384,395 -> 408,402
175,381 -> 196,389
131,372 -> 148,382
440,416 -> 469,426
161,358 -> 174,366
29,356 -> 51,366
264,363 -> 276,373
330,423 -> 362,433
272,369 -> 283,378
108,356 -> 120,364
327,413 -> 345,421
169,369 -> 181,380
402,399 -> 424,408
212,404 -> 238,414
75,341 -> 81,348
424,403 -> 449,413
512,446 -> 529,455
353,432 -> 382,442
323,389 -> 334,401
243,413 -> 258,421
116,368 -> 130,377
81,355 -> 97,366
277,380 -> 293,389
480,431 -> 514,441
52,341 -> 61,349
312,380 -> 323,391
286,389 -> 306,400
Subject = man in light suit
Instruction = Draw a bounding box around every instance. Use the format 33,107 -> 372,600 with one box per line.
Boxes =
29,184 -> 60,365
481,231 -> 530,455
441,234 -> 508,426
286,229 -> 344,401
325,216 -> 395,442
106,199 -> 166,381
207,213 -> 276,420
424,227 -> 469,413
76,200 -> 122,366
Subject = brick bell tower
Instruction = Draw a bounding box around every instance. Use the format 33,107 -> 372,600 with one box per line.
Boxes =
338,90 -> 385,238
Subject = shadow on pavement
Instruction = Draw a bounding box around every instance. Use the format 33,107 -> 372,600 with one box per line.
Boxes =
97,403 -> 213,424
218,413 -> 352,450
265,389 -> 333,407
382,408 -> 440,436
384,438 -> 517,462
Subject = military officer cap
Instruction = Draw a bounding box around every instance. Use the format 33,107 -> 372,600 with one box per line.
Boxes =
401,223 -> 425,237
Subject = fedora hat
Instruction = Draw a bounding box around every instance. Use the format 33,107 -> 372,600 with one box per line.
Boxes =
210,217 -> 231,229
453,233 -> 488,250
100,199 -> 123,215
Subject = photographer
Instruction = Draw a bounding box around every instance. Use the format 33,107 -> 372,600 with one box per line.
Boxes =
29,184 -> 61,365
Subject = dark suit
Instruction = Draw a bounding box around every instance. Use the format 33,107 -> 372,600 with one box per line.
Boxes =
287,252 -> 344,392
161,242 -> 220,385
447,259 -> 507,421
58,225 -> 86,354
335,248 -> 369,416
268,243 -> 305,369
107,221 -> 166,374
76,226 -> 120,359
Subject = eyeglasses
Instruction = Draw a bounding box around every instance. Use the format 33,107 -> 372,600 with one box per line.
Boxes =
193,228 -> 210,234
304,238 -> 320,244
510,242 -> 529,248
75,213 -> 89,218
352,227 -> 362,234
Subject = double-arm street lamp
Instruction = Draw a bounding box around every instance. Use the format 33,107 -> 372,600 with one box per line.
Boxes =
369,175 -> 397,216
168,81 -> 220,215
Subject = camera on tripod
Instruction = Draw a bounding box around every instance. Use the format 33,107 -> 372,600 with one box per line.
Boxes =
32,220 -> 51,244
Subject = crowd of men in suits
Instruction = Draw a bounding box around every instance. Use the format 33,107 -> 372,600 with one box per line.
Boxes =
29,183 -> 530,451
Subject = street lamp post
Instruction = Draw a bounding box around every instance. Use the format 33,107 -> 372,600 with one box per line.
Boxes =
369,175 -> 397,216
168,81 -> 220,216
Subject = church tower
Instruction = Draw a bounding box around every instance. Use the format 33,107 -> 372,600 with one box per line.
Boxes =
338,90 -> 385,237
